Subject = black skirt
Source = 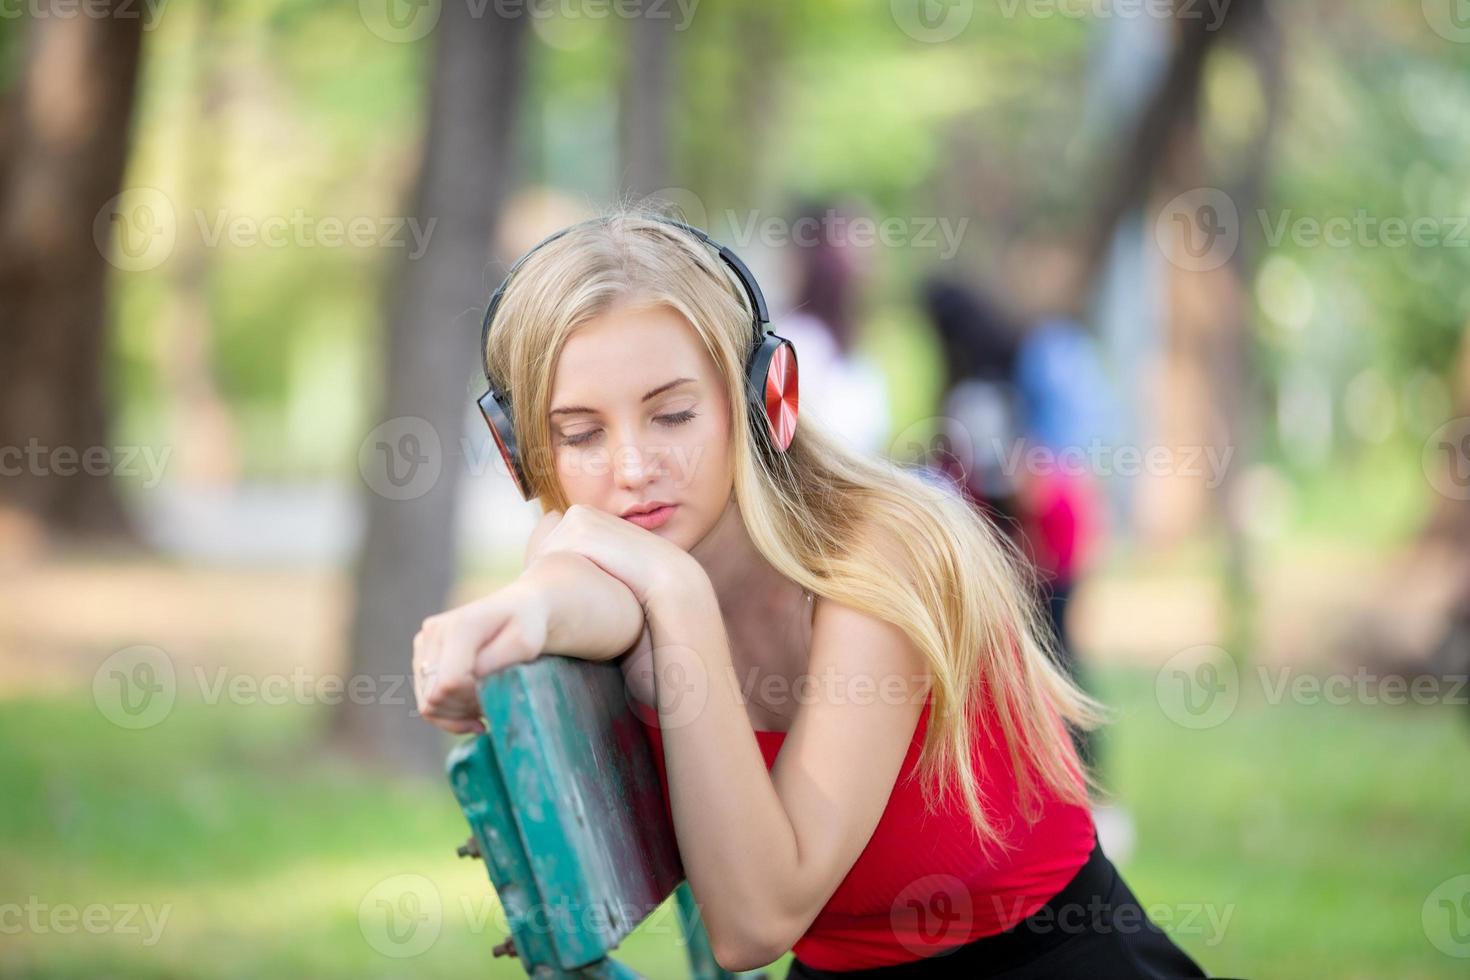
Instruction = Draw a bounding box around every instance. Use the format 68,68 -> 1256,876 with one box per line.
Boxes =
785,833 -> 1222,980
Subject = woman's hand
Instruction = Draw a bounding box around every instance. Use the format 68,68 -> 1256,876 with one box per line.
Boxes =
412,580 -> 550,735
532,503 -> 700,610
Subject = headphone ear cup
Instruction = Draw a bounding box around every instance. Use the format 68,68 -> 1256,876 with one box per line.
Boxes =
477,389 -> 531,500
747,334 -> 799,452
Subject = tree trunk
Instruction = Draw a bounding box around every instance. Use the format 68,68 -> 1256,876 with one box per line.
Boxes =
158,0 -> 239,489
1076,0 -> 1278,665
0,3 -> 146,540
619,0 -> 675,200
1078,0 -> 1263,298
332,5 -> 531,772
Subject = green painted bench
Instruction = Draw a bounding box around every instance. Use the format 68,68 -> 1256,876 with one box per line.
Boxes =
447,654 -> 771,979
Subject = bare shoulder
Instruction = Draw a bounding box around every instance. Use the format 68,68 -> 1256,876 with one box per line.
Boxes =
809,517 -> 931,677
807,592 -> 931,709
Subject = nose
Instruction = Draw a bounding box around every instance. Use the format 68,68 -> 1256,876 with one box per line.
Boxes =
610,429 -> 665,492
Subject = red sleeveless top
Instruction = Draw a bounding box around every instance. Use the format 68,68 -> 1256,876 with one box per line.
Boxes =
632,693 -> 1097,970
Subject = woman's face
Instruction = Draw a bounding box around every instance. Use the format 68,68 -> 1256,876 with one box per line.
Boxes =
547,301 -> 735,550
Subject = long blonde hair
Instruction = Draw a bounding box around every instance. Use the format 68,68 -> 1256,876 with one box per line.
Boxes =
483,204 -> 1112,856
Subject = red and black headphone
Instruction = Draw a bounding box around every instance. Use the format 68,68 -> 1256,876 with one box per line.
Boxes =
477,217 -> 800,500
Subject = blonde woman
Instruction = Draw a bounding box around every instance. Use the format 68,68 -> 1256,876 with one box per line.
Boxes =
412,209 -> 1209,979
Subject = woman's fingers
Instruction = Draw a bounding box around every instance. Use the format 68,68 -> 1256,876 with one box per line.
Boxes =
473,623 -> 535,678
415,613 -> 479,728
415,587 -> 548,734
424,598 -> 511,724
437,717 -> 487,735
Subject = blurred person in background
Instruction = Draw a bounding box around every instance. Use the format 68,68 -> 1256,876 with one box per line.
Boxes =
918,277 -> 1026,529
772,200 -> 893,456
919,277 -> 1133,861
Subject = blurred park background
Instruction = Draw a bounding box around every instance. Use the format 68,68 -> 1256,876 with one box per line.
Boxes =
4,1 -> 1470,977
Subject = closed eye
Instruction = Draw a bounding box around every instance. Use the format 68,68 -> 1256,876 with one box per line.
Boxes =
560,409 -> 699,447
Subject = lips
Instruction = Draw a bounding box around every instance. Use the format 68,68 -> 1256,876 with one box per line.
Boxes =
622,504 -> 677,530
620,500 -> 674,518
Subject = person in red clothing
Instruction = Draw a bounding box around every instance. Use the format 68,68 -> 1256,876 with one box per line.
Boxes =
411,208 -> 1210,978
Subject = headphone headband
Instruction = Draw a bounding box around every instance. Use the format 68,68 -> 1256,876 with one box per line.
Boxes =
480,216 -> 770,391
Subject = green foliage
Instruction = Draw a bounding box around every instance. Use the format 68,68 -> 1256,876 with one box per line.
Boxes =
73,0 -> 1470,494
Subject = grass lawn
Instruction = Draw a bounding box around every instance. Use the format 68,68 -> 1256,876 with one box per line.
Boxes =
1,666 -> 1466,978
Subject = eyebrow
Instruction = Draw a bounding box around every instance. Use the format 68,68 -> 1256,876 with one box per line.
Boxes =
549,377 -> 697,417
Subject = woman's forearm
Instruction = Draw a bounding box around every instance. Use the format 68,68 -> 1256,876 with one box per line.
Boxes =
643,573 -> 803,962
519,551 -> 646,661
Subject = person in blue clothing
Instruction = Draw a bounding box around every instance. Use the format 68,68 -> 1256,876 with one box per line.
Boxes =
919,277 -> 1134,859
